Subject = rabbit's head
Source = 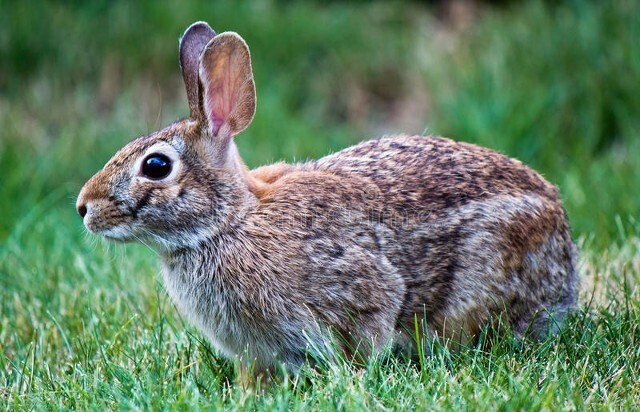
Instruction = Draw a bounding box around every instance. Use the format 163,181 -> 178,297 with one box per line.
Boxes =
76,23 -> 258,250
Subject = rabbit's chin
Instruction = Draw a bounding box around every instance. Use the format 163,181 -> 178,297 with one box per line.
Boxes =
93,225 -> 136,243
98,225 -> 212,252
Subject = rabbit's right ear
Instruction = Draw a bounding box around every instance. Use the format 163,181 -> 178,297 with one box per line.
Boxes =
198,32 -> 256,140
180,22 -> 216,119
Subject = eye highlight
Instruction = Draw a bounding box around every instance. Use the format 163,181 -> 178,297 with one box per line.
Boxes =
142,153 -> 172,179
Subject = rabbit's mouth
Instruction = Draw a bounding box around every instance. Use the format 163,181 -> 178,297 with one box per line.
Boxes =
82,211 -> 137,242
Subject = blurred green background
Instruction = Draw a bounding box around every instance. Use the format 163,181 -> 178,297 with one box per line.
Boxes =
1,0 -> 639,248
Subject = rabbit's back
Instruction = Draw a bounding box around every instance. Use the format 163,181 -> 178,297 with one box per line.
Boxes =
315,135 -> 559,211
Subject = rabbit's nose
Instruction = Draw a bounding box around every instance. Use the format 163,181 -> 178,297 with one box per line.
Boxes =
77,204 -> 88,218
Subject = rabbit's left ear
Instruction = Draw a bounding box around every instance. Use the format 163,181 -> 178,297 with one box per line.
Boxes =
179,22 -> 216,119
198,32 -> 256,140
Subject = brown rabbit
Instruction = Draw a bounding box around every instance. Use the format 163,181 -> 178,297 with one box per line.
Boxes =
77,22 -> 577,377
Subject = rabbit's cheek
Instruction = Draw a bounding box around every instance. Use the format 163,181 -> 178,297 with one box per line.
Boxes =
159,185 -> 183,200
128,176 -> 178,208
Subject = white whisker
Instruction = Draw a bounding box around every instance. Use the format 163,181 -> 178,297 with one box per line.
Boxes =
132,231 -> 162,258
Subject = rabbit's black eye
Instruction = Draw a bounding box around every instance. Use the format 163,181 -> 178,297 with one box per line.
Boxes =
142,154 -> 172,179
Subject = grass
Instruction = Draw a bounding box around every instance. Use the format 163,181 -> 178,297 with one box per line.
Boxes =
1,0 -> 639,409
1,224 -> 638,409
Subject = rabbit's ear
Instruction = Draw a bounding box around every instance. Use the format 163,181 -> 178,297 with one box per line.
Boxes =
199,32 -> 256,139
179,22 -> 216,119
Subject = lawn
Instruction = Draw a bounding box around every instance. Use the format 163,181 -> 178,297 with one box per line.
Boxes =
1,0 -> 639,409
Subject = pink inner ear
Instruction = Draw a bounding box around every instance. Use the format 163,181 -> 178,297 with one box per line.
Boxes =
199,32 -> 255,139
203,52 -> 238,137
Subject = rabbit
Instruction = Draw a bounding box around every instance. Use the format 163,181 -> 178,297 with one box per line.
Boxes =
77,22 -> 577,378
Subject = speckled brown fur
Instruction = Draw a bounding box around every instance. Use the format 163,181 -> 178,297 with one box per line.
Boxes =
77,23 -> 577,376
